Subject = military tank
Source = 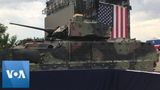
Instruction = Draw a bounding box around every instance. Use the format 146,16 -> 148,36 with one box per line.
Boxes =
0,14 -> 157,71
0,0 -> 158,71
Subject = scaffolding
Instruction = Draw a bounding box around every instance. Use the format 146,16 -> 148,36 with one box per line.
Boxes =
42,0 -> 70,15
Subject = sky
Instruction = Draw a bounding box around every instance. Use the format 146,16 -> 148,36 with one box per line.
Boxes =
0,0 -> 46,40
130,0 -> 160,41
0,0 -> 160,42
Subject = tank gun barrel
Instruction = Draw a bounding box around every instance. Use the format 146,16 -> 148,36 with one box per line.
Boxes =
10,23 -> 54,33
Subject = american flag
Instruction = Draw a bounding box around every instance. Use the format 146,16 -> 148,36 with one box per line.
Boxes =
98,2 -> 128,39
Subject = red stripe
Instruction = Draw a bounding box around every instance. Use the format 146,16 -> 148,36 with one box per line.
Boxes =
111,5 -> 129,39
116,6 -> 118,39
125,8 -> 128,38
120,7 -> 123,38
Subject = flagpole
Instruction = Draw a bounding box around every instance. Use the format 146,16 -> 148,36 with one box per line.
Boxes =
128,0 -> 131,39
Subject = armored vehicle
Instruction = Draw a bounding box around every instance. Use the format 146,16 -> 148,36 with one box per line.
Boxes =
0,0 -> 158,71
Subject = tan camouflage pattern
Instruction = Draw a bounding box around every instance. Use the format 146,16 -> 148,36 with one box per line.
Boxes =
0,40 -> 158,71
70,15 -> 111,37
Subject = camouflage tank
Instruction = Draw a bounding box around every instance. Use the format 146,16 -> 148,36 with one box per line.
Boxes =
0,0 -> 158,72
0,14 -> 158,72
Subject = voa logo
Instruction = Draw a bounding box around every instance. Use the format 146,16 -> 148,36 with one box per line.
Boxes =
2,61 -> 29,88
6,70 -> 26,79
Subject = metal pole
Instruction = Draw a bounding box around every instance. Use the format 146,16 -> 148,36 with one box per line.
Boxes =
128,0 -> 131,39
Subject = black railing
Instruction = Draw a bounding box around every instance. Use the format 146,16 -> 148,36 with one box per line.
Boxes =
42,0 -> 70,15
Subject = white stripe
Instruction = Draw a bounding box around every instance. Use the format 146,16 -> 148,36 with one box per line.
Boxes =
118,6 -> 121,38
113,5 -> 117,38
123,8 -> 126,38
154,45 -> 160,47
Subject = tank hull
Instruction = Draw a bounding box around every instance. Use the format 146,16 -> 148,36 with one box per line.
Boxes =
0,41 -> 158,71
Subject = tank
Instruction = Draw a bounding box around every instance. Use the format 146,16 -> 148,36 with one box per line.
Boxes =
0,0 -> 158,72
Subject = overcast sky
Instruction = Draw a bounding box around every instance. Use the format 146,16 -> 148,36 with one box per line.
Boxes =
130,0 -> 160,41
0,0 -> 160,42
0,0 -> 46,40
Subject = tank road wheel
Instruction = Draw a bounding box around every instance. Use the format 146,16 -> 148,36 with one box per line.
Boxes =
48,45 -> 53,49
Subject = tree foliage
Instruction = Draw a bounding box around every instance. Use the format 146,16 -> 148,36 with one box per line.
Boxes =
0,23 -> 17,49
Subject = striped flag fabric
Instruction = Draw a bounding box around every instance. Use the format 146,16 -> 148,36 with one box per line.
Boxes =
98,2 -> 128,39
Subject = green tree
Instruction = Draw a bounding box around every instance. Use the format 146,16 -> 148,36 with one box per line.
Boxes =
0,23 -> 17,49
